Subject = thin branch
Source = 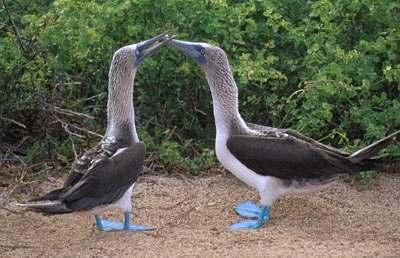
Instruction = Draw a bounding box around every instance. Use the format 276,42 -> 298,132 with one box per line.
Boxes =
53,106 -> 94,120
0,116 -> 26,128
52,114 -> 102,139
53,114 -> 84,138
70,92 -> 106,107
69,124 -> 103,138
62,124 -> 84,138
1,0 -> 26,52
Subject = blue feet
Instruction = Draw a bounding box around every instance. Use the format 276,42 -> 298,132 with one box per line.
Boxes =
234,200 -> 264,218
230,201 -> 270,230
95,212 -> 154,232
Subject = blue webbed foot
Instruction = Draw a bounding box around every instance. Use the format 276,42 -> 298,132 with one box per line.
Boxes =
234,200 -> 263,218
122,212 -> 154,231
95,216 -> 124,231
123,223 -> 154,231
230,205 -> 270,230
95,212 -> 154,232
229,218 -> 265,230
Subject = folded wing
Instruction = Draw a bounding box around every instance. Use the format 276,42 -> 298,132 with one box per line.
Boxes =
227,135 -> 359,180
60,142 -> 145,211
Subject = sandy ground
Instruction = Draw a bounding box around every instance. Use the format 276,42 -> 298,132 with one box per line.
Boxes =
1,173 -> 400,257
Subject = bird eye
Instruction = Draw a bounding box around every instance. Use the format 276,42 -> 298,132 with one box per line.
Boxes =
200,48 -> 206,55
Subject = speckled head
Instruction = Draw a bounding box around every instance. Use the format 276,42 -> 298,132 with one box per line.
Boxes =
167,39 -> 229,69
167,38 -> 248,134
111,32 -> 171,70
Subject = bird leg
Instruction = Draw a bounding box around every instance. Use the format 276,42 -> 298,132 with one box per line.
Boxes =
95,212 -> 154,231
230,201 -> 270,230
122,212 -> 154,231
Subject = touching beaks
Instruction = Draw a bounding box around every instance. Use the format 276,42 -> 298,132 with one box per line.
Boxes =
167,39 -> 207,65
135,32 -> 174,66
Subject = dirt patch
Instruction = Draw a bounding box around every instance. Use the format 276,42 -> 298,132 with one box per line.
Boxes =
1,173 -> 400,257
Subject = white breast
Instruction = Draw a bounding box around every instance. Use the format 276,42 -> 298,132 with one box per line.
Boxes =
110,183 -> 134,212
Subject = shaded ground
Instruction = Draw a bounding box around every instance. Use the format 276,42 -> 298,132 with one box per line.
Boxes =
1,173 -> 400,257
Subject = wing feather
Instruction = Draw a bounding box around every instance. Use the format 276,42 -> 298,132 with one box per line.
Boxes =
227,135 -> 358,179
60,142 -> 145,210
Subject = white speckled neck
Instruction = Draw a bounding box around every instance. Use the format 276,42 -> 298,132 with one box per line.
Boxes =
105,50 -> 139,143
204,59 -> 249,136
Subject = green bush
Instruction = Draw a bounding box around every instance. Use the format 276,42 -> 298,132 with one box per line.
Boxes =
1,0 -> 399,176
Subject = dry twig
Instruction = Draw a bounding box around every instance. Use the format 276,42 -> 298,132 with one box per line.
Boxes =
69,123 -> 102,138
53,106 -> 94,120
0,116 -> 26,128
53,115 -> 84,138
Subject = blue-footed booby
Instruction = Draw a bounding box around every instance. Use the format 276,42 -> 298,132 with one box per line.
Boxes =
17,32 -> 171,231
167,38 -> 400,230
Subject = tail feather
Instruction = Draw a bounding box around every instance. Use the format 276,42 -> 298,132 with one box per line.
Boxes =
361,156 -> 400,172
28,188 -> 64,202
16,200 -> 72,214
17,187 -> 72,214
350,130 -> 400,162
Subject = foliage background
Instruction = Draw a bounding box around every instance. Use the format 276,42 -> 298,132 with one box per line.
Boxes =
1,0 -> 399,180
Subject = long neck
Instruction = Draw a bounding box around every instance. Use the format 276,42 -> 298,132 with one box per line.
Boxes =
105,64 -> 139,144
204,62 -> 248,136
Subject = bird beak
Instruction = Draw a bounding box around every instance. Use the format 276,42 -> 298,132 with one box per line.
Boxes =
167,39 -> 207,65
135,32 -> 172,66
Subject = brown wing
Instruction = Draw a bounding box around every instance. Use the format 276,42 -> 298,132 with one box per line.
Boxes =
63,137 -> 123,187
60,142 -> 145,210
227,135 -> 360,180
